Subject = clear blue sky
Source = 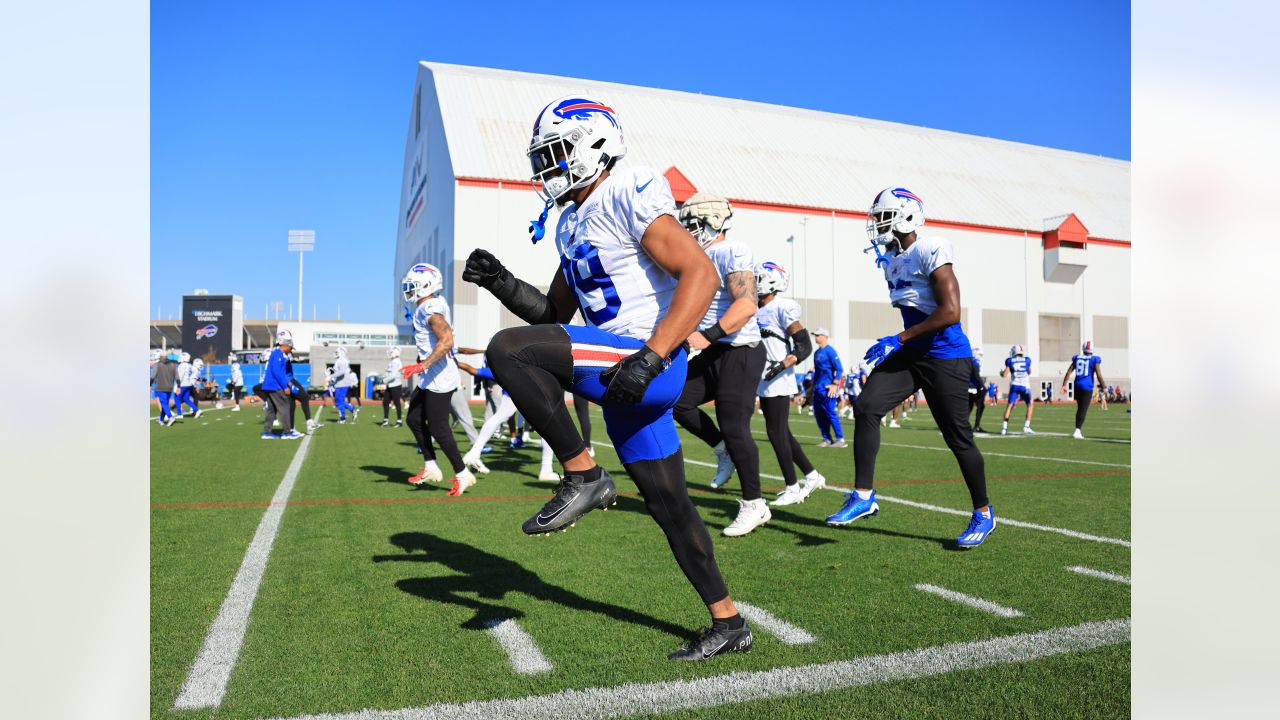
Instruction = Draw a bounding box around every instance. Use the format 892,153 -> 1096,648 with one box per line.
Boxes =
152,0 -> 1130,324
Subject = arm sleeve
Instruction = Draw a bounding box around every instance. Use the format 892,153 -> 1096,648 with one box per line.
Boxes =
617,167 -> 677,244
789,328 -> 812,363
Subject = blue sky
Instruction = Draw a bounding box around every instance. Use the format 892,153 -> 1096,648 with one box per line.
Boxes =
152,1 -> 1130,324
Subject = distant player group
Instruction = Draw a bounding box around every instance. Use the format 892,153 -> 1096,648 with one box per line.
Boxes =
151,96 -> 1113,662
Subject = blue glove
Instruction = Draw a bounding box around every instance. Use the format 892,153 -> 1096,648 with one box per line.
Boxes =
864,335 -> 902,366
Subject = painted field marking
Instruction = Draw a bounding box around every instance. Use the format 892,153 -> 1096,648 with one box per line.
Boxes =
590,441 -> 1131,547
484,619 -> 553,675
260,618 -> 1128,720
735,602 -> 817,645
913,583 -> 1025,618
1066,566 -> 1131,585
173,408 -> 321,710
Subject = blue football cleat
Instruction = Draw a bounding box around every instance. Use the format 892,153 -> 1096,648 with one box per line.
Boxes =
480,445 -> 494,455
510,436 -> 526,449
826,490 -> 879,525
956,507 -> 996,548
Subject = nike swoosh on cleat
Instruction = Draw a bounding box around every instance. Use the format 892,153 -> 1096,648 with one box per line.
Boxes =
636,178 -> 653,193
702,638 -> 730,659
535,495 -> 577,526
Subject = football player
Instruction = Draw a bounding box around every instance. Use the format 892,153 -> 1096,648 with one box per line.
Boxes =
457,361 -> 556,481
463,96 -> 750,660
381,346 -> 405,427
261,330 -> 303,439
174,352 -> 199,420
330,347 -> 357,424
754,261 -> 826,507
400,262 -> 477,495
672,191 -> 770,536
152,351 -> 178,426
968,346 -> 988,433
1000,345 -> 1035,435
1061,340 -> 1105,439
810,329 -> 846,447
229,357 -> 245,411
826,187 -> 994,548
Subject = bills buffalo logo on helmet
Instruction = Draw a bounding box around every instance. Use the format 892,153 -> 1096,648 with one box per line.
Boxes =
196,324 -> 218,339
533,98 -> 619,133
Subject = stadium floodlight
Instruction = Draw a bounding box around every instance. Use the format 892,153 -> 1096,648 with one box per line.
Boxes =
288,230 -> 316,322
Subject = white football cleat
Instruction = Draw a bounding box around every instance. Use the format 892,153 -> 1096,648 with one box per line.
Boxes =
447,469 -> 477,496
769,485 -> 806,506
231,406 -> 241,412
710,443 -> 735,489
799,470 -> 827,499
723,498 -> 771,537
1023,425 -> 1036,435
467,454 -> 491,475
888,420 -> 901,429
1072,428 -> 1084,439
538,470 -> 561,482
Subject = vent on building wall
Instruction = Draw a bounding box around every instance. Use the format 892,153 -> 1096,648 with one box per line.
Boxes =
1043,214 -> 1089,283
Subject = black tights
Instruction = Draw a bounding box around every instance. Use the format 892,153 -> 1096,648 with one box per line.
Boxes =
854,351 -> 989,509
486,325 -> 586,462
487,324 -> 729,606
760,394 -> 816,487
672,343 -> 766,501
406,388 -> 465,473
970,393 -> 986,428
1075,393 -> 1091,430
383,385 -> 404,421
288,383 -> 311,425
573,393 -> 592,445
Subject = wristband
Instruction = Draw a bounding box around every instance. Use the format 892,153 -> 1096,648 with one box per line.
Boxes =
701,322 -> 728,344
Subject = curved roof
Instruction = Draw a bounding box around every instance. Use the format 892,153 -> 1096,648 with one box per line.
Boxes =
424,62 -> 1129,241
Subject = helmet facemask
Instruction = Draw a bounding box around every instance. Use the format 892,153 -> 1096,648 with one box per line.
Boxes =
528,128 -> 607,204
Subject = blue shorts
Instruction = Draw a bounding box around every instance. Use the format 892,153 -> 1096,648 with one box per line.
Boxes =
1007,386 -> 1032,405
563,324 -> 687,464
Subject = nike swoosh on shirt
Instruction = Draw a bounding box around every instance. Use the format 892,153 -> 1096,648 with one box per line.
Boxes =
636,178 -> 653,193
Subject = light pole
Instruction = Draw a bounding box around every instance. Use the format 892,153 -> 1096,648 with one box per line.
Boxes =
288,230 -> 316,322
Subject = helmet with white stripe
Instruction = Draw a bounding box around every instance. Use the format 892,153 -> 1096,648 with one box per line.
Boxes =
1082,340 -> 1094,355
528,96 -> 626,203
401,262 -> 444,301
866,186 -> 925,245
754,261 -> 789,296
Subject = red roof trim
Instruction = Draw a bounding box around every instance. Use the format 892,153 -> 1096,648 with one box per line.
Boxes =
454,176 -> 1131,248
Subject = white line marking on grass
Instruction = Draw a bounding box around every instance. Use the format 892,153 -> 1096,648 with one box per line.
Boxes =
913,584 -> 1024,618
1066,566 -> 1131,585
261,618 -> 1128,720
484,619 -> 553,675
173,409 -> 320,710
735,602 -> 816,645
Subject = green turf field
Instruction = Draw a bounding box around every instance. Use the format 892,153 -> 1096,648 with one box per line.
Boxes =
150,399 -> 1130,719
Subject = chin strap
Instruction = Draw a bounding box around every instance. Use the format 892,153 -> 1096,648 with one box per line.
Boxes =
528,197 -> 555,244
863,238 -> 891,269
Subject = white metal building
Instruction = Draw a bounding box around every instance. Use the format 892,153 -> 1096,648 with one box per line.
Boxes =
395,62 -> 1130,393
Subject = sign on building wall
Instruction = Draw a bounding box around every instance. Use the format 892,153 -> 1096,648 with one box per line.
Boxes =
183,295 -> 235,360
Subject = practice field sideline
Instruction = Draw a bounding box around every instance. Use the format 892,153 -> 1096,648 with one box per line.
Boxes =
151,402 -> 1130,719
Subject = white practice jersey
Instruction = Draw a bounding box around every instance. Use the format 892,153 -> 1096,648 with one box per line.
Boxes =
883,235 -> 955,314
554,166 -> 678,341
413,296 -> 460,393
177,361 -> 194,387
755,297 -> 802,398
230,364 -> 244,387
385,357 -> 403,388
699,240 -> 761,346
332,357 -> 357,388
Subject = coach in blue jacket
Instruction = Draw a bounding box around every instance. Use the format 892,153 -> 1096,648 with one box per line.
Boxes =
261,330 -> 302,440
810,329 -> 846,447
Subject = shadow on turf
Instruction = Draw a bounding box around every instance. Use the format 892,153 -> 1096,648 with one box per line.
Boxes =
373,532 -> 691,639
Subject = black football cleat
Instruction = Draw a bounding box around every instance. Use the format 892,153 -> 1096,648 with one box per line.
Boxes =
668,621 -> 754,661
522,468 -> 618,535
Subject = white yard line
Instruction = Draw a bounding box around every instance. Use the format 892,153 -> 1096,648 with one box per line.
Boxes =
912,584 -> 1025,618
173,408 -> 321,710
1066,566 -> 1131,585
591,441 -> 1131,547
484,619 -> 554,675
735,602 -> 817,645
260,618 -> 1128,720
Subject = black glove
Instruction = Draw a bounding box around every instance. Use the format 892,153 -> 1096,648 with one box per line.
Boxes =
462,248 -> 510,290
764,360 -> 787,381
601,346 -> 665,405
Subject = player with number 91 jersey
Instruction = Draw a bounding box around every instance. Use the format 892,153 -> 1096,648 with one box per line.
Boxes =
554,166 -> 678,340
